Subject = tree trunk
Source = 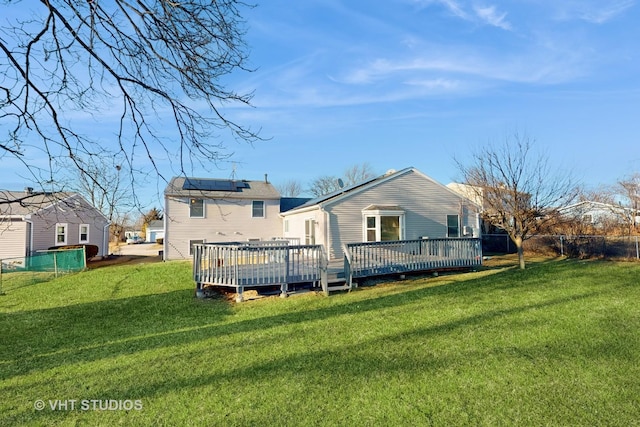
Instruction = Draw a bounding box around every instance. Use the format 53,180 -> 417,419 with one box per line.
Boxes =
514,236 -> 526,269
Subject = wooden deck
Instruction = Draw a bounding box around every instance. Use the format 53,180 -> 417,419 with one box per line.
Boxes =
193,238 -> 482,301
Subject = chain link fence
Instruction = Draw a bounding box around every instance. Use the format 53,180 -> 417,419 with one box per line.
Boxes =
483,233 -> 640,260
0,248 -> 86,294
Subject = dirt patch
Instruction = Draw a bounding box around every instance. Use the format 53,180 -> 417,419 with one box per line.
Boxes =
87,254 -> 162,269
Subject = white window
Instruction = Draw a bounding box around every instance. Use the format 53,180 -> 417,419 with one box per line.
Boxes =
79,224 -> 90,243
362,207 -> 405,242
447,214 -> 460,237
189,199 -> 204,218
55,223 -> 68,246
189,239 -> 204,256
252,201 -> 265,218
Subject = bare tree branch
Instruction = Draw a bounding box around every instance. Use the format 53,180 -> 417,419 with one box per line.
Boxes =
1,0 -> 260,203
455,132 -> 578,269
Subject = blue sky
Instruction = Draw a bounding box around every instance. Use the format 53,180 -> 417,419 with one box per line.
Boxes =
3,0 -> 640,207
224,0 -> 640,194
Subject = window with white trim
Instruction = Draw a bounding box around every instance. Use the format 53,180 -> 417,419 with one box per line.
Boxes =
189,198 -> 204,218
362,207 -> 405,242
447,214 -> 460,237
55,223 -> 68,245
189,239 -> 204,256
252,200 -> 265,218
79,224 -> 90,243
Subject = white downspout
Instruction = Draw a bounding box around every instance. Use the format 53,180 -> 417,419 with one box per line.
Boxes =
163,199 -> 169,261
25,218 -> 34,256
320,206 -> 330,260
103,223 -> 110,257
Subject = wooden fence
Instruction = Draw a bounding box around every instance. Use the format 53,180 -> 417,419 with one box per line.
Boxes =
193,242 -> 327,302
343,238 -> 482,289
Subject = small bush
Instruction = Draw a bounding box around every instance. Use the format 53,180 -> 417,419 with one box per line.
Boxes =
156,238 -> 164,245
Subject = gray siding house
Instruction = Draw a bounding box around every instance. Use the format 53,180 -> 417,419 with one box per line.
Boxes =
282,167 -> 482,260
0,190 -> 109,260
163,177 -> 283,260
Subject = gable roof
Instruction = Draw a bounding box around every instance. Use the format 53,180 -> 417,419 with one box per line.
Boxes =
147,220 -> 164,229
1,191 -> 75,218
165,176 -> 280,200
282,167 -> 475,215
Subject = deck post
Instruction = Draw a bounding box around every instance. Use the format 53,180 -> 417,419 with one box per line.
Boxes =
234,248 -> 244,302
280,283 -> 288,298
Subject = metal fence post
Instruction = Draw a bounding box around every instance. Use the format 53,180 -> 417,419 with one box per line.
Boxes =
53,252 -> 58,278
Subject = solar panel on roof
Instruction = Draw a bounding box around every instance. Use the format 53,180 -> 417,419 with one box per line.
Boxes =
182,178 -> 248,192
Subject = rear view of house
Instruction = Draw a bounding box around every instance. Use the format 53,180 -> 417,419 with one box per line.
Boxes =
282,167 -> 482,260
0,190 -> 109,260
163,176 -> 282,260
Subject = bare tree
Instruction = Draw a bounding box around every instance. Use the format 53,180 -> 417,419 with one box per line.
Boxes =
343,162 -> 376,186
307,175 -> 341,198
1,0 -> 259,199
307,163 -> 377,197
616,173 -> 640,233
276,180 -> 304,197
456,133 -> 578,269
66,155 -> 133,222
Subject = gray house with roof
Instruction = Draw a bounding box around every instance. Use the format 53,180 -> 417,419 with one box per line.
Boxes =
163,176 -> 288,260
0,190 -> 109,260
281,167 -> 481,260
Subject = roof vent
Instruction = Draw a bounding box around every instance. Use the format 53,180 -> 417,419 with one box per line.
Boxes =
384,169 -> 396,176
25,187 -> 34,194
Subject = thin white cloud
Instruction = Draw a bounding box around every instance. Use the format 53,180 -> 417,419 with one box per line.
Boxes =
547,0 -> 636,24
579,0 -> 635,24
473,5 -> 512,30
337,45 -> 587,88
412,0 -> 512,30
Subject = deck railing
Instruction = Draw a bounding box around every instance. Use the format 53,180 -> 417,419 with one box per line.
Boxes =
193,242 -> 327,301
343,238 -> 482,288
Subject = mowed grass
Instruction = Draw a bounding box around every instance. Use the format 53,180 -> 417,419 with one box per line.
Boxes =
1,257 -> 639,426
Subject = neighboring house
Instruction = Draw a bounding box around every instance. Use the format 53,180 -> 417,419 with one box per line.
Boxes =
163,176 -> 283,260
145,220 -> 165,243
446,182 -> 484,207
0,189 -> 110,260
557,201 -> 640,230
282,167 -> 482,260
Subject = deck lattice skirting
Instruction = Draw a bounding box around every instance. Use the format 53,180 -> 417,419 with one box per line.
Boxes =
193,238 -> 482,301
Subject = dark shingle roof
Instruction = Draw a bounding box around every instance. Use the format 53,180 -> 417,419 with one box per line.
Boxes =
165,176 -> 280,199
280,197 -> 312,212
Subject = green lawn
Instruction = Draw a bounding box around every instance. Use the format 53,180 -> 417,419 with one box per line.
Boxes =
1,257 -> 639,426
